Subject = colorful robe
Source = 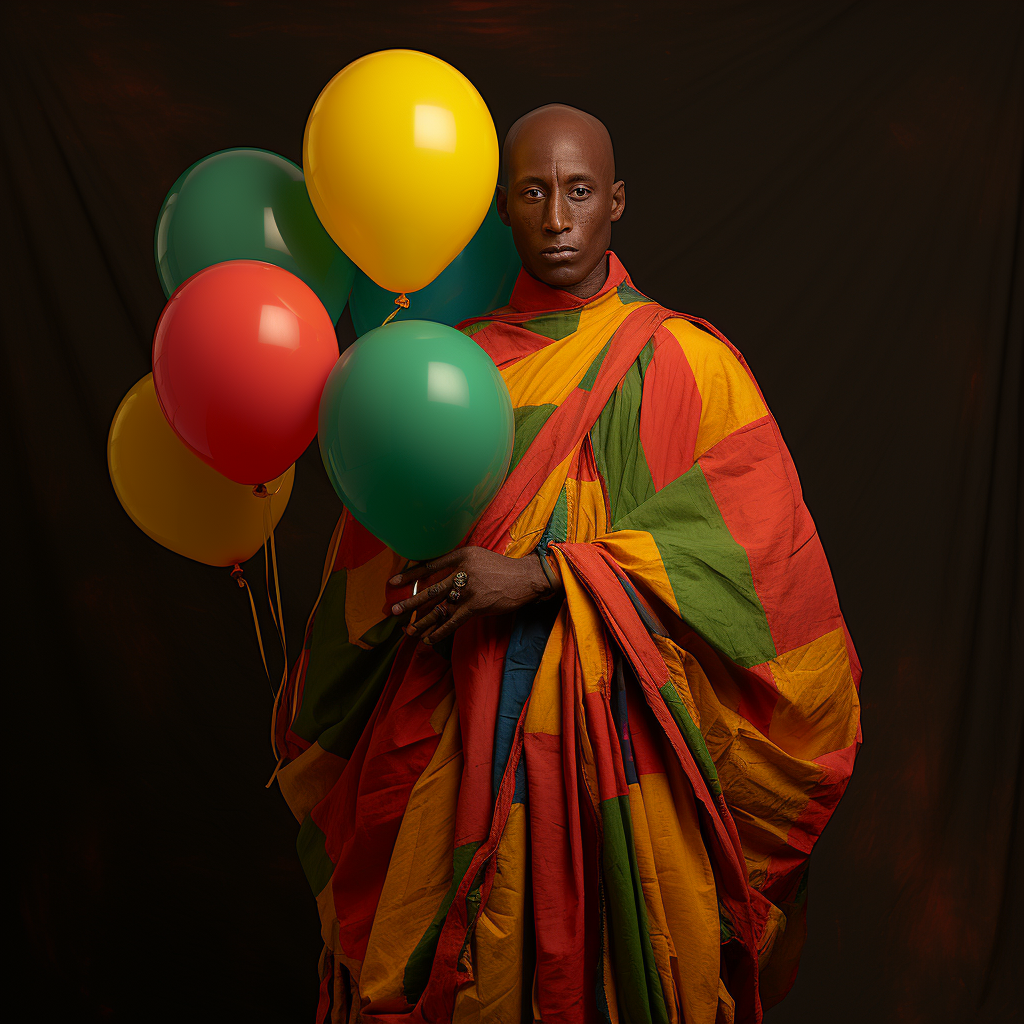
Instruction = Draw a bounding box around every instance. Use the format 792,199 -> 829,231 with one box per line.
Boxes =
273,254 -> 862,1024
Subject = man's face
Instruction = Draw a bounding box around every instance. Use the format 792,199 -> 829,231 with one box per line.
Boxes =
497,112 -> 625,295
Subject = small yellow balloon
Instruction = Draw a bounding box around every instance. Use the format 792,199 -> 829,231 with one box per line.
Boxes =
303,49 -> 499,294
108,374 -> 294,567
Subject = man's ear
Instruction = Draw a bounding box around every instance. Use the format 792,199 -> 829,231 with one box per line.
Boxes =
496,186 -> 511,226
610,181 -> 626,223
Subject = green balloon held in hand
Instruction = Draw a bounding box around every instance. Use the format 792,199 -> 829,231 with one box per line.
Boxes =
349,195 -> 521,336
318,320 -> 515,560
155,148 -> 355,321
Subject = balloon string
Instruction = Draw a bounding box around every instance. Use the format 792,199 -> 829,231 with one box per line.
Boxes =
266,509 -> 347,790
253,486 -> 289,765
231,564 -> 275,697
381,293 -> 410,326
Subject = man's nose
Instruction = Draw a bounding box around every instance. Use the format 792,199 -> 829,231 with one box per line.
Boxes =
543,192 -> 571,234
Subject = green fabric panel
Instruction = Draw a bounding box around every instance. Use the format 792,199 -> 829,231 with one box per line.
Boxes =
616,281 -> 650,305
460,320 -> 491,337
612,465 -> 777,668
296,815 -> 335,896
521,310 -> 582,340
578,339 -> 611,392
314,633 -> 402,757
548,485 -> 568,546
591,361 -> 656,524
403,841 -> 481,1002
638,337 -> 656,377
601,794 -> 669,1024
290,570 -> 404,756
719,901 -> 735,942
508,403 -> 557,475
659,682 -> 722,797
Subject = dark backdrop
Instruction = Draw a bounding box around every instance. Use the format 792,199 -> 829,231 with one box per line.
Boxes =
4,2 -> 1021,1022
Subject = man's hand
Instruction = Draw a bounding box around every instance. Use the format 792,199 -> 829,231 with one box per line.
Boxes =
389,546 -> 559,645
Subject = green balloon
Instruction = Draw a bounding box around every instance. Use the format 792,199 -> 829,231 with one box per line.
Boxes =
318,320 -> 514,560
154,148 -> 355,321
349,194 -> 520,336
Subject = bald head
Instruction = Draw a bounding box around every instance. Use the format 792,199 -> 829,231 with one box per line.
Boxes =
501,104 -> 615,187
497,104 -> 624,298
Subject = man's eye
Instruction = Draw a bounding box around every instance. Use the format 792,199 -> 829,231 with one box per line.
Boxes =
570,187 -> 591,198
524,188 -> 543,199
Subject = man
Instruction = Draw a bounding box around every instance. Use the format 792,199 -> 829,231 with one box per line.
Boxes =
274,104 -> 861,1024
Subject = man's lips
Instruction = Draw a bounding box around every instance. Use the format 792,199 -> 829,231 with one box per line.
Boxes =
539,245 -> 578,260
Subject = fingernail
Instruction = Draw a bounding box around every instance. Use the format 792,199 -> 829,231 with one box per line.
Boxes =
390,575 -> 402,585
423,637 -> 433,645
391,604 -> 402,615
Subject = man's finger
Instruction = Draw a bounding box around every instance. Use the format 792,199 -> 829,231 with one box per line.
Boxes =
422,602 -> 473,645
389,552 -> 458,587
391,574 -> 455,617
405,596 -> 454,639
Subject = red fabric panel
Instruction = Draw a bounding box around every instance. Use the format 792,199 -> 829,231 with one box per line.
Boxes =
583,690 -> 631,801
639,329 -> 702,490
524,730 -> 587,1024
333,512 -> 386,571
450,616 -> 512,846
625,681 -> 669,778
312,641 -> 452,962
699,417 -> 844,657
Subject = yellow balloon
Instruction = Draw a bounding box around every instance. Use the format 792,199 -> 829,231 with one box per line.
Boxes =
108,374 -> 294,567
303,49 -> 499,294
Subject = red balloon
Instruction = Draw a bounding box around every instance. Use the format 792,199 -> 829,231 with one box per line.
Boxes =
153,260 -> 338,484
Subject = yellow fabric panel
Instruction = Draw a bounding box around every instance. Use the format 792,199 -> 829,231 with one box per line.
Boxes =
662,318 -> 768,460
506,454 -> 572,558
452,802 -> 527,1023
501,319 -> 613,409
592,530 -> 681,619
552,549 -> 611,696
639,769 -> 720,1024
626,781 -> 681,1024
768,627 -> 861,761
717,978 -> 737,1024
524,609 -> 566,736
564,474 -> 609,543
277,740 -> 347,824
358,695 -> 462,1010
703,703 -> 823,861
345,546 -> 404,648
652,634 -> 703,732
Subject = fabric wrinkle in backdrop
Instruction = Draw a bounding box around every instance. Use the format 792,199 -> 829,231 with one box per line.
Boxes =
3,2 -> 1021,1022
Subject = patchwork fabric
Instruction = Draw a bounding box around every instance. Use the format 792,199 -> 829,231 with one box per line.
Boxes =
274,254 -> 861,1024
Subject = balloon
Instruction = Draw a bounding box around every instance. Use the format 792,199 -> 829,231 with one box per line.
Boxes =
318,320 -> 514,560
154,148 -> 355,322
304,49 -> 499,294
108,374 -> 294,566
349,193 -> 520,336
153,260 -> 338,485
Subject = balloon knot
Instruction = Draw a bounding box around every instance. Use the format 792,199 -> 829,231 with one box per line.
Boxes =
231,563 -> 245,587
396,293 -> 410,309
252,483 -> 268,497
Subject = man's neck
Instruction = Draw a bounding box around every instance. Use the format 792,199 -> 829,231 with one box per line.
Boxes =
561,254 -> 610,300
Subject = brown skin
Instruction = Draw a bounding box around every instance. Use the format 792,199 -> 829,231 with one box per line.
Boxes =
497,104 -> 625,298
390,105 -> 623,644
